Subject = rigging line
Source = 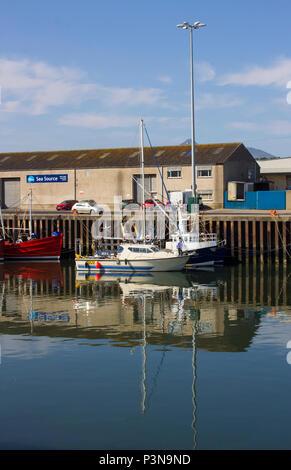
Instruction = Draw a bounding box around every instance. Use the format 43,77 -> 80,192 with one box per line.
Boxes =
17,278 -> 35,333
192,319 -> 198,450
144,315 -> 179,408
143,294 -> 187,410
274,219 -> 291,258
132,176 -> 180,235
143,124 -> 180,231
275,271 -> 291,307
143,124 -> 171,204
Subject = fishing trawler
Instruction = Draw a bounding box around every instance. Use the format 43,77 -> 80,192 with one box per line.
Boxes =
166,205 -> 226,267
1,190 -> 63,261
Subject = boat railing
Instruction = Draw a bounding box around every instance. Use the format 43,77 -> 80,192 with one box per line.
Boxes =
199,233 -> 218,242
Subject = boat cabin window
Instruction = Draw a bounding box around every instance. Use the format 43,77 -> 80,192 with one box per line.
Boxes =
128,247 -> 152,253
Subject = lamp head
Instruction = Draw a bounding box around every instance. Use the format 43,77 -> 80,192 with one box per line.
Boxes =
177,20 -> 206,30
193,21 -> 206,29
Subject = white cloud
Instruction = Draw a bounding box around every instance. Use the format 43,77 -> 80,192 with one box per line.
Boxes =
271,120 -> 291,135
59,113 -> 138,129
197,62 -> 216,82
157,76 -> 172,84
0,58 -> 94,115
0,58 -> 165,116
228,120 -> 291,136
220,57 -> 291,87
229,121 -> 260,131
97,85 -> 164,106
59,113 -> 188,130
196,92 -> 243,110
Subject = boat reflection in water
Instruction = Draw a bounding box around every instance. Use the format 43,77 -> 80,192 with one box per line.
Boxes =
0,262 -> 290,449
0,261 -> 63,283
0,262 -> 64,336
74,267 -> 256,450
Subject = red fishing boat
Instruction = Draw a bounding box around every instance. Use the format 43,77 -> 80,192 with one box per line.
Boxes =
4,233 -> 63,261
2,189 -> 63,261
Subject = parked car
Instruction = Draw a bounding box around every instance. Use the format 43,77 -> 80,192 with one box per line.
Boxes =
71,200 -> 103,214
142,198 -> 165,208
120,199 -> 140,209
56,200 -> 78,211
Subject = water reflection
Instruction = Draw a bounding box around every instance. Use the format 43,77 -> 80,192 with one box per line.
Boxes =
0,262 -> 290,349
0,261 -> 290,449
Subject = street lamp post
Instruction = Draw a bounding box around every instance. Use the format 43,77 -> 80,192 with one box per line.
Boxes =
177,21 -> 206,199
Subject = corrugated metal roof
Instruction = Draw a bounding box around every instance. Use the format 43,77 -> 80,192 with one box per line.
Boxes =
258,157 -> 291,174
0,142 -> 244,171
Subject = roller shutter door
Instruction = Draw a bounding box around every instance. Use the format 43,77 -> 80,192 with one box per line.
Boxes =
3,178 -> 20,208
133,174 -> 157,203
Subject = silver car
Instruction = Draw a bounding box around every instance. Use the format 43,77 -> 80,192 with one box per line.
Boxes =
71,200 -> 103,214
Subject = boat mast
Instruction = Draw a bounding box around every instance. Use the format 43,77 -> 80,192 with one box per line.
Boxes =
141,294 -> 147,413
0,206 -> 5,239
140,119 -> 146,241
192,315 -> 198,449
29,188 -> 32,236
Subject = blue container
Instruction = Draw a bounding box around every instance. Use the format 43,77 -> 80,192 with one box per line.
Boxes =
256,191 -> 286,210
224,190 -> 286,210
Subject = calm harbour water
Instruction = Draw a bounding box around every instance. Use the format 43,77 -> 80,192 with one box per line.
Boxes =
0,261 -> 290,450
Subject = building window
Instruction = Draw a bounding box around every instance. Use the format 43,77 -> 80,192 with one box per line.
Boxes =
197,190 -> 213,201
197,166 -> 212,177
167,168 -> 181,178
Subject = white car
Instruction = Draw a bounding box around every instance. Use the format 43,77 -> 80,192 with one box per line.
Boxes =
72,200 -> 103,215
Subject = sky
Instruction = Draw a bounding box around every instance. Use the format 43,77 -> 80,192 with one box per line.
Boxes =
0,0 -> 291,156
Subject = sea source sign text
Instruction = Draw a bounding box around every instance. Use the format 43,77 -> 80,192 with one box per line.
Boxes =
26,174 -> 68,183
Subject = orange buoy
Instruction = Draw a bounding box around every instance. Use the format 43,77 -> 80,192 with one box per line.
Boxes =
96,262 -> 101,269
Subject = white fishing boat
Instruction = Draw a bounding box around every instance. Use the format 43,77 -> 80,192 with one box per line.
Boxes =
135,124 -> 225,267
75,120 -> 190,273
75,242 -> 190,272
166,205 -> 226,267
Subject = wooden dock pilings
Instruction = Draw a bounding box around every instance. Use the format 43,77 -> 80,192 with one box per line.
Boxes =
1,211 -> 291,263
200,213 -> 291,264
3,261 -> 291,311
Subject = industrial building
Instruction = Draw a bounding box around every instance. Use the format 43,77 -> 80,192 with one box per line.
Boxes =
258,157 -> 291,190
0,142 -> 259,210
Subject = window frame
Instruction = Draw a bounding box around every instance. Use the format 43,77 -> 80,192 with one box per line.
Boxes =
197,190 -> 213,201
167,167 -> 182,179
197,166 -> 212,178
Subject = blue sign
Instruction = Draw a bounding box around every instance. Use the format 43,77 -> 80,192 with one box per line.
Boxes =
26,174 -> 68,183
28,310 -> 70,322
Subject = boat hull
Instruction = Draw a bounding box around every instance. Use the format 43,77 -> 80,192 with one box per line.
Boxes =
4,234 -> 63,260
75,254 -> 190,272
186,246 -> 226,268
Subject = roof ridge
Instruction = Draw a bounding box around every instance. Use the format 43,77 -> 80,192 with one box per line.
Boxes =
0,142 -> 243,156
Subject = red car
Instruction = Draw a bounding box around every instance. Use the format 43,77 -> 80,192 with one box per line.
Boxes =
56,200 -> 78,211
142,199 -> 165,208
